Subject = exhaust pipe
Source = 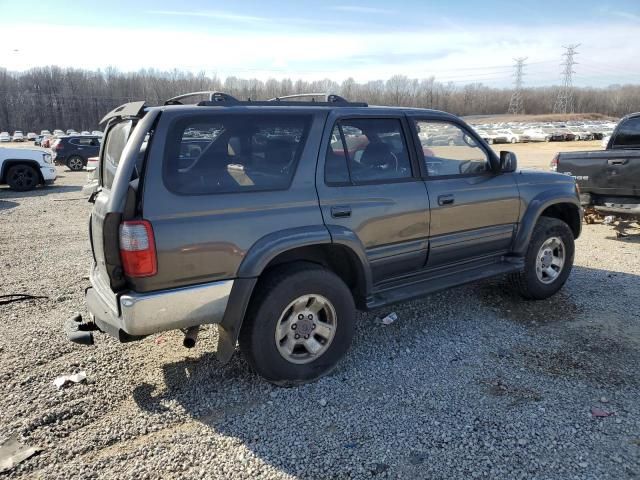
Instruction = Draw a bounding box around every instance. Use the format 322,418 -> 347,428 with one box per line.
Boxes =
183,325 -> 200,348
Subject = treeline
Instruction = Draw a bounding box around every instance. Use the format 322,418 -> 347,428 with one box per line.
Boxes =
1,66 -> 639,131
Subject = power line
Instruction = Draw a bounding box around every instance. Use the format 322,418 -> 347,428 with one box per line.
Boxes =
508,57 -> 527,115
553,44 -> 580,114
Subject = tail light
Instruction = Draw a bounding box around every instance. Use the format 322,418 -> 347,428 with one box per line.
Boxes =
53,141 -> 63,150
119,220 -> 157,277
550,153 -> 559,171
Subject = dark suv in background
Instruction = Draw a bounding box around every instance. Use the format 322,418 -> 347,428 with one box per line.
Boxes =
52,135 -> 101,171
66,92 -> 582,386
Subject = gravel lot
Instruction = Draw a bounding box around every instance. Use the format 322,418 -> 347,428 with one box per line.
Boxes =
1,144 -> 639,479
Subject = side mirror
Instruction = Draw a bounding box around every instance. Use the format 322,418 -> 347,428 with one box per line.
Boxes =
499,151 -> 517,173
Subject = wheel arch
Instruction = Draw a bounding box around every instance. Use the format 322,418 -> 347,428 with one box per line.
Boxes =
513,194 -> 582,255
216,225 -> 372,364
0,159 -> 44,184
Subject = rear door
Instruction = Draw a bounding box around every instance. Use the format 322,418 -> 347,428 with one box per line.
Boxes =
410,116 -> 520,267
316,112 -> 430,284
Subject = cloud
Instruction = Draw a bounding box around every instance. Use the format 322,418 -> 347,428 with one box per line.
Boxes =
610,10 -> 640,21
329,5 -> 395,14
1,21 -> 638,87
148,10 -> 266,23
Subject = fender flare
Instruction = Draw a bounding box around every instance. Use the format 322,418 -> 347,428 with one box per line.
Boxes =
512,191 -> 581,255
216,225 -> 372,364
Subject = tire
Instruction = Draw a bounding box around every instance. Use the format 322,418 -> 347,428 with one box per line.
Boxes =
6,164 -> 39,191
239,263 -> 356,386
488,139 -> 494,145
510,137 -> 517,144
509,217 -> 574,300
66,155 -> 84,171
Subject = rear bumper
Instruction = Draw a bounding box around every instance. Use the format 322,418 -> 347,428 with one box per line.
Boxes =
85,277 -> 234,339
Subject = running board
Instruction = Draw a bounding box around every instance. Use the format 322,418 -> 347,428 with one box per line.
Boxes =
366,258 -> 524,310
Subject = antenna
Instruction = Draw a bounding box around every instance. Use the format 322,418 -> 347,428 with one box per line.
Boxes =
507,57 -> 527,115
553,44 -> 580,114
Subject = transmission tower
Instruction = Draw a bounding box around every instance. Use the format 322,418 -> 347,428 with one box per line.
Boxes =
553,44 -> 580,114
508,57 -> 527,115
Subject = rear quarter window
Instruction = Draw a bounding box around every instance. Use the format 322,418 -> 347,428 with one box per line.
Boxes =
163,114 -> 311,195
102,121 -> 132,189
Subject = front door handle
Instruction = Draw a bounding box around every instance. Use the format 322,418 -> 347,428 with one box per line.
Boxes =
438,194 -> 455,206
607,159 -> 627,166
331,205 -> 352,218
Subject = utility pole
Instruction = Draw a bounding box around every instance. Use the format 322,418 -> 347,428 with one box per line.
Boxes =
507,57 -> 527,115
553,44 -> 580,114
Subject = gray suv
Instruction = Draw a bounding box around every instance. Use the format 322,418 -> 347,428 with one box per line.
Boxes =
66,92 -> 582,385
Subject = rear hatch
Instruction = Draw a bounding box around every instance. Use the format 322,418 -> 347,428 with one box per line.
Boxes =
89,102 -> 155,309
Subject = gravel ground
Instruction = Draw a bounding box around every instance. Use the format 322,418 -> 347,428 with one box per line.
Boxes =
1,164 -> 639,480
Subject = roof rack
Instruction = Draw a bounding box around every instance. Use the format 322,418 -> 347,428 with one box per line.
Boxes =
164,91 -> 239,106
164,91 -> 368,108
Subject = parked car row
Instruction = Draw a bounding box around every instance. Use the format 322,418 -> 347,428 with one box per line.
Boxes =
470,120 -> 617,144
0,129 -> 103,144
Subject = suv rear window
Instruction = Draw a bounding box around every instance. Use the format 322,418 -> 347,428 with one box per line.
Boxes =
612,117 -> 640,148
163,114 -> 311,195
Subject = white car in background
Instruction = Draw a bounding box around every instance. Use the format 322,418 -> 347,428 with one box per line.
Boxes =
27,132 -> 37,141
524,128 -> 551,142
497,129 -> 531,143
0,132 -> 10,142
40,129 -> 51,136
476,129 -> 508,144
91,130 -> 103,137
53,129 -> 65,137
12,131 -> 24,142
0,146 -> 56,191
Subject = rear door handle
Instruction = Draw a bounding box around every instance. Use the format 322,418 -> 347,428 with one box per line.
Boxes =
607,159 -> 627,166
331,206 -> 352,218
438,194 -> 455,206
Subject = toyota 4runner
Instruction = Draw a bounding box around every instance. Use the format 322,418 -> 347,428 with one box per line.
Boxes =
66,92 -> 582,385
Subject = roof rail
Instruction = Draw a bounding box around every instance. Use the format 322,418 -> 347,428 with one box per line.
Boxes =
163,90 -> 368,108
268,93 -> 351,103
164,91 -> 239,105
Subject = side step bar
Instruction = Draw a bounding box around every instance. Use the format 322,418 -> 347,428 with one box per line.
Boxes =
367,258 -> 524,310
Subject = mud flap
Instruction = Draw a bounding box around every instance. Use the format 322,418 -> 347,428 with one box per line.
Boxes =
216,277 -> 257,364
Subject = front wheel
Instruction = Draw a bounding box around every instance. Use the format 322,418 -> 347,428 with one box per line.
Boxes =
509,217 -> 574,300
7,165 -> 38,191
239,264 -> 356,386
511,137 -> 517,144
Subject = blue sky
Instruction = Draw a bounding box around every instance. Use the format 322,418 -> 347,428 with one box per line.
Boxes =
1,0 -> 639,87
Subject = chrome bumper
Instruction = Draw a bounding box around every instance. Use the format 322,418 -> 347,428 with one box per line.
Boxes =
86,277 -> 234,338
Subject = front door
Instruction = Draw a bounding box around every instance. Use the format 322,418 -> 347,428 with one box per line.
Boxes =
411,118 -> 520,267
317,115 -> 430,284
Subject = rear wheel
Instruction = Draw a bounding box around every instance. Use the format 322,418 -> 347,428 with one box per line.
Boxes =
509,217 -> 574,300
67,156 -> 84,171
239,263 -> 356,386
510,137 -> 517,144
7,165 -> 38,191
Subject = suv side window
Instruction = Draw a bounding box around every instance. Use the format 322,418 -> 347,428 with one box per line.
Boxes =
612,117 -> 640,148
164,114 -> 311,195
414,120 -> 490,177
325,118 -> 412,185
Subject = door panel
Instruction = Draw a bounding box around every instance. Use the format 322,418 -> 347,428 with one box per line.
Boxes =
317,115 -> 430,284
411,118 -> 520,267
318,182 -> 430,282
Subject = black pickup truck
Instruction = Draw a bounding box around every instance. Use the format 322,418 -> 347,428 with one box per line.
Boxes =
554,113 -> 640,220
